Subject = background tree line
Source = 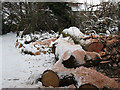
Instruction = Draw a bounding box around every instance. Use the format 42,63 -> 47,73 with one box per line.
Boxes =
1,1 -> 120,35
2,2 -> 73,35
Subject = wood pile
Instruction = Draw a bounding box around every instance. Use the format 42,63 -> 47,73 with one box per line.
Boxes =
40,65 -> 118,88
16,33 -> 119,89
81,35 -> 120,67
36,35 -> 119,89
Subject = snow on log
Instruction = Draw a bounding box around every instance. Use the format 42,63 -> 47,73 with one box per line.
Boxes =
51,36 -> 102,67
41,66 -> 118,88
51,63 -> 118,88
53,36 -> 83,60
61,50 -> 86,68
62,50 -> 101,68
74,67 -> 118,88
80,38 -> 104,53
62,27 -> 86,39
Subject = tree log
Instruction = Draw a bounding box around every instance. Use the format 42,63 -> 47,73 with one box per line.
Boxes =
32,38 -> 57,46
41,70 -> 77,87
79,83 -> 98,90
61,50 -> 101,68
87,42 -> 104,53
51,61 -> 118,89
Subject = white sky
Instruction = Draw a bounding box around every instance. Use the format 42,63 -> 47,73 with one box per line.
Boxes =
75,0 -> 120,5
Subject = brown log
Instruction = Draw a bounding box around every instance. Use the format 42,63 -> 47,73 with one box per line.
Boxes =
41,70 -> 59,87
61,50 -> 101,68
79,83 -> 98,90
32,38 -> 57,46
88,42 -> 104,53
41,70 -> 76,87
74,67 -> 118,88
52,62 -> 118,89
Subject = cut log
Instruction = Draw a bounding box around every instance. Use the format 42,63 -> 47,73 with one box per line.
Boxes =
88,42 -> 104,53
41,70 -> 59,87
54,37 -> 82,60
62,55 -> 79,68
51,64 -> 118,88
61,50 -> 101,68
41,70 -> 77,87
79,83 -> 98,89
32,38 -> 57,46
85,52 -> 101,66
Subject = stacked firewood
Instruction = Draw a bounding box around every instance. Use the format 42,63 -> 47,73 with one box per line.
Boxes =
34,36 -> 119,89
81,35 -> 120,67
39,60 -> 118,89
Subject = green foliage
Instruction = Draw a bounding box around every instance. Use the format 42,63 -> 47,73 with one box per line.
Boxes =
61,32 -> 69,37
82,44 -> 89,51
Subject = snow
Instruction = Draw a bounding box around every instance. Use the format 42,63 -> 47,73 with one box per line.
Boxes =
0,35 -> 2,89
1,32 -> 56,88
53,36 -> 83,59
63,27 -> 85,39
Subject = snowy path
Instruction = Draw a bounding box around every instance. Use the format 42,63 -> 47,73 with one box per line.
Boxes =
0,35 -> 2,89
1,33 -> 55,88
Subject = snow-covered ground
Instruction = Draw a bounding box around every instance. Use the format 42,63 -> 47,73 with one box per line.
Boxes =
0,35 -> 2,89
1,32 -> 55,88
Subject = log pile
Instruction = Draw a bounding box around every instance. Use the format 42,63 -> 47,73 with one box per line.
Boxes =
80,35 -> 120,67
36,35 -> 119,89
40,66 -> 118,88
16,32 -> 119,89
